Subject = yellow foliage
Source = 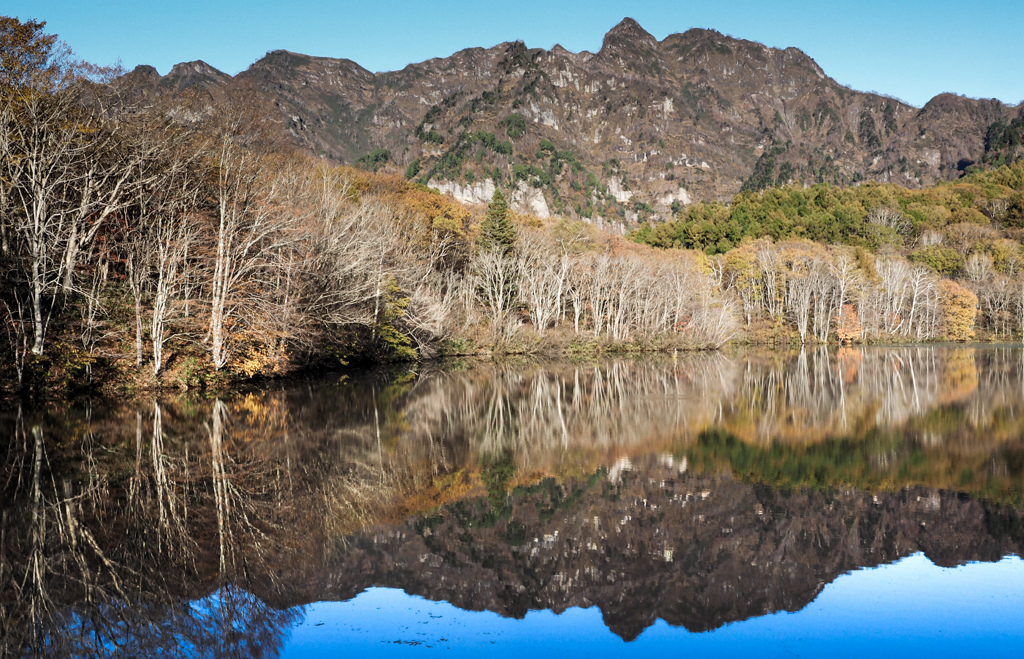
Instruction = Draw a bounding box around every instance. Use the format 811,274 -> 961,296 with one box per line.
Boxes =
397,469 -> 472,518
233,343 -> 288,378
398,187 -> 472,228
906,202 -> 951,230
939,279 -> 978,341
944,222 -> 999,255
989,239 -> 1024,275
950,206 -> 990,225
510,210 -> 545,229
431,214 -> 464,237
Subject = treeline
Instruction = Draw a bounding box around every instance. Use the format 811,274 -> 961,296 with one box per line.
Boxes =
705,238 -> 979,344
632,161 -> 1024,343
633,163 -> 1024,255
0,18 -> 734,392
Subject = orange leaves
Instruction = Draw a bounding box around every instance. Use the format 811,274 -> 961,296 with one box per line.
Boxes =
939,348 -> 979,404
834,305 -> 863,344
939,279 -> 978,341
399,185 -> 472,230
835,346 -> 862,382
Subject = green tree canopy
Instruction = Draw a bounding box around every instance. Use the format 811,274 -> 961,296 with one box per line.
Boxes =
479,189 -> 517,255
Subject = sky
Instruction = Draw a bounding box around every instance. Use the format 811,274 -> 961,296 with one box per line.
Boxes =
8,0 -> 1023,108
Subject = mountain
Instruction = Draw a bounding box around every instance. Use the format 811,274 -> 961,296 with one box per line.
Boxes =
128,18 -> 1023,224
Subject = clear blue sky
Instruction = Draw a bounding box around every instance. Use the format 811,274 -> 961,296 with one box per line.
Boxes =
8,0 -> 1023,108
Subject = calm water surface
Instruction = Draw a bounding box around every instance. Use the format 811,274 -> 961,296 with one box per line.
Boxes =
4,346 -> 1024,657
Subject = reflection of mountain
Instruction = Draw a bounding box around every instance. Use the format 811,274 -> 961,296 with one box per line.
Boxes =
4,347 -> 1024,654
321,459 -> 1024,640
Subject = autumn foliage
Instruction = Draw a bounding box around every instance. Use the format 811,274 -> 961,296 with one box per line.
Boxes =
833,305 -> 862,343
939,280 -> 978,341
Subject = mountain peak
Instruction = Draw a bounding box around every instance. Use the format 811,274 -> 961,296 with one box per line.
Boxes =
602,17 -> 658,53
167,60 -> 228,79
246,49 -> 373,81
607,17 -> 647,36
157,60 -> 232,97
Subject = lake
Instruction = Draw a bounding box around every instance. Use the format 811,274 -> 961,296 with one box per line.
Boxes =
4,346 -> 1024,657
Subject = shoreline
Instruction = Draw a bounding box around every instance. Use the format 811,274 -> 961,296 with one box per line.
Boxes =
2,338 -> 1018,406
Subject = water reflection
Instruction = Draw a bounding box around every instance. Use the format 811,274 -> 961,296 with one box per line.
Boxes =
3,346 -> 1024,656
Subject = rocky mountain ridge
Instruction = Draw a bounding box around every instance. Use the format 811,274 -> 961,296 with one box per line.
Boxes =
128,18 -> 1023,225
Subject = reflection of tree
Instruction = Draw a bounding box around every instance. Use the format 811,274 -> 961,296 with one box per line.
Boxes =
39,586 -> 302,658
0,401 -> 307,657
358,347 -> 1024,501
685,425 -> 1024,506
721,347 -> 998,443
320,348 -> 1024,500
446,355 -> 738,466
939,348 -> 978,404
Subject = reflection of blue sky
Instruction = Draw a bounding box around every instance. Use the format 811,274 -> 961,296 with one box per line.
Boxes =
52,586 -> 306,657
281,554 -> 1024,658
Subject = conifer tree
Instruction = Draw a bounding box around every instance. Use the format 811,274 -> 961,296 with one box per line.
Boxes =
479,190 -> 517,255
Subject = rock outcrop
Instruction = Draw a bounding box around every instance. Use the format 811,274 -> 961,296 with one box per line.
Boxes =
129,19 -> 1022,222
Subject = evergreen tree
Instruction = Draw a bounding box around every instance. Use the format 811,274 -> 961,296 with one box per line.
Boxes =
479,190 -> 517,255
373,274 -> 417,362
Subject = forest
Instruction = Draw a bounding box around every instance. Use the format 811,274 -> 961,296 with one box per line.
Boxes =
2,16 -> 1023,395
0,17 -> 734,394
630,162 -> 1024,345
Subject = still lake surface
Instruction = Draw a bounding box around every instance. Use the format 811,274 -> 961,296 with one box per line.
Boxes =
4,346 -> 1024,657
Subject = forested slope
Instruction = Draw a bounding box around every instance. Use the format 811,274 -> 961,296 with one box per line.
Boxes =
632,162 -> 1024,344
0,18 -> 733,395
2,16 -> 1022,397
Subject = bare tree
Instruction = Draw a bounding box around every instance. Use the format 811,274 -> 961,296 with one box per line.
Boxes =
965,252 -> 994,284
980,275 -> 1014,338
474,245 -> 521,344
517,231 -> 569,336
809,258 -> 837,343
204,93 -> 296,369
117,109 -> 205,374
875,255 -> 912,335
868,206 -> 911,237
3,70 -> 91,354
830,250 -> 861,317
756,239 -> 783,320
1,296 -> 30,384
299,180 -> 407,332
0,24 -> 138,355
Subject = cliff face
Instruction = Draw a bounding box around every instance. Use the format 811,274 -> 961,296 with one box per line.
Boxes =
128,19 -> 1021,222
